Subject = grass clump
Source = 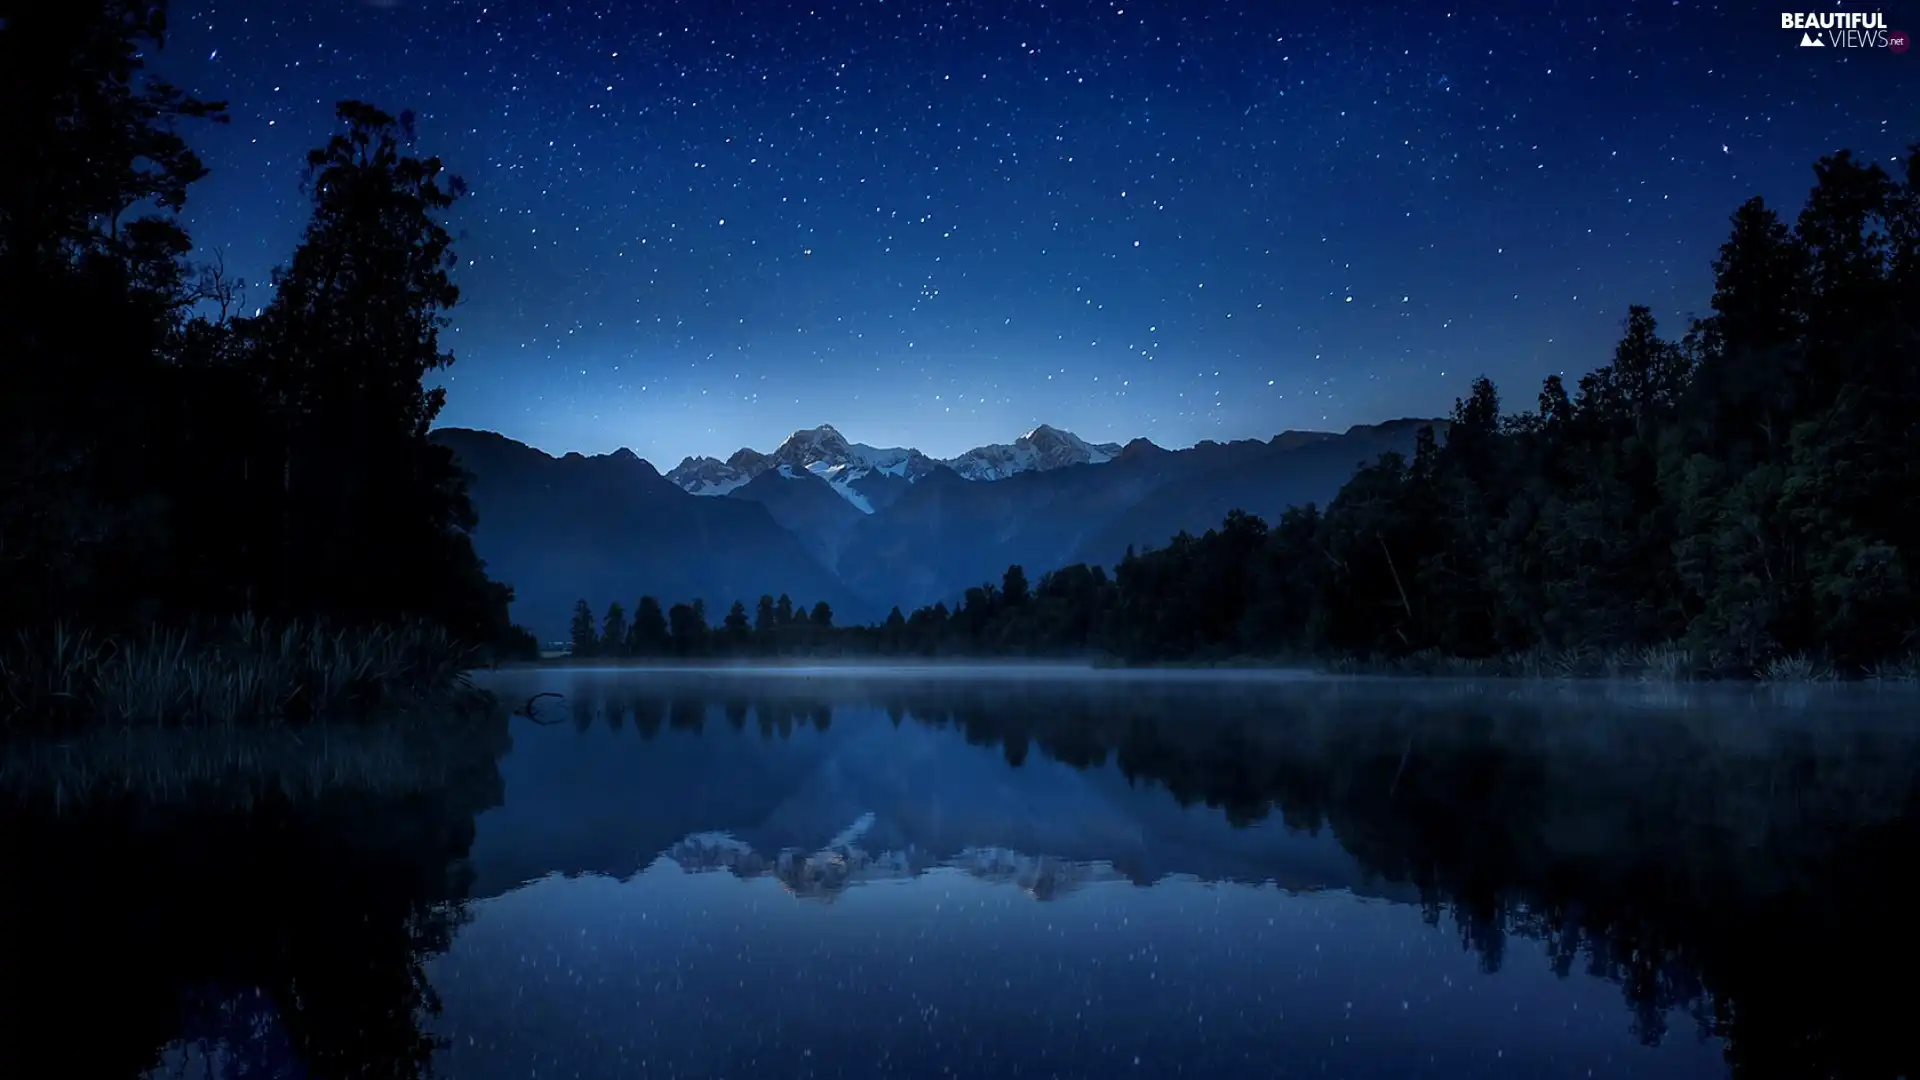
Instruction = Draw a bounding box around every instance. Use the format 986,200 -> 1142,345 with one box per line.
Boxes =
1755,652 -> 1838,684
0,617 -> 505,811
1864,654 -> 1920,683
0,720 -> 489,812
0,616 -> 486,736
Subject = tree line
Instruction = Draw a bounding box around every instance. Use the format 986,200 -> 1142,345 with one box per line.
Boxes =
512,677 -> 1920,1078
0,1 -> 517,648
573,141 -> 1920,677
1085,141 -> 1919,678
12,4 -> 1912,681
565,594 -> 839,657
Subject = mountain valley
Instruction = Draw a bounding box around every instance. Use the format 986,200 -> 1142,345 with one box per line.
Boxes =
436,418 -> 1436,638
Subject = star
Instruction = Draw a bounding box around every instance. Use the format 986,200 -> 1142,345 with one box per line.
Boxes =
162,0 -> 1912,460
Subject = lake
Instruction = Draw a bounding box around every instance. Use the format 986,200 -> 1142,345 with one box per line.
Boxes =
6,667 -> 1916,1079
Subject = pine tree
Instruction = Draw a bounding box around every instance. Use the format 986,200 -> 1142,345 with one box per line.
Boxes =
628,596 -> 668,655
569,599 -> 597,657
601,601 -> 627,658
251,99 -> 505,638
0,0 -> 227,628
668,601 -> 708,655
724,600 -> 752,646
1002,565 -> 1030,607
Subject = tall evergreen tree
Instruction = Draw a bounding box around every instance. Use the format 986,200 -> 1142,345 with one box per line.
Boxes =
668,601 -> 708,655
724,600 -> 752,646
628,596 -> 668,655
253,99 -> 507,639
601,601 -> 627,658
568,599 -> 597,657
0,0 -> 227,629
1002,565 -> 1030,607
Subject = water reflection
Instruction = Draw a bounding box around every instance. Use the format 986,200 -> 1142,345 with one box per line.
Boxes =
456,672 -> 1917,1080
0,713 -> 511,1080
5,672 -> 1915,1079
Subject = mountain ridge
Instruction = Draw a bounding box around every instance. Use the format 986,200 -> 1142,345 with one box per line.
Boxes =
833,418 -> 1434,608
436,416 -> 1441,629
433,427 -> 875,639
666,422 -> 1132,511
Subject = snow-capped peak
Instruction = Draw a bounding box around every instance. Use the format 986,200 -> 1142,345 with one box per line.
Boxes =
665,454 -> 754,496
771,424 -> 854,465
665,425 -> 935,513
726,446 -> 770,471
942,425 -> 1124,481
767,425 -> 935,480
661,828 -> 1118,903
665,422 -> 1124,505
762,426 -> 935,512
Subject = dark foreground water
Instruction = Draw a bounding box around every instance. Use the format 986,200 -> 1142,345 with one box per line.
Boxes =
4,668 -> 1917,1080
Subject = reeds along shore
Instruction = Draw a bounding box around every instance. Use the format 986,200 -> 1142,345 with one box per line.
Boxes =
1,617 -> 486,733
0,617 -> 505,810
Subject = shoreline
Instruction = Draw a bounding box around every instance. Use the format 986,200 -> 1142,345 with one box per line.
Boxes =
497,647 -> 1920,685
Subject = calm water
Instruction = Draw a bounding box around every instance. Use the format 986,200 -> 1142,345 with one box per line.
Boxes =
6,668 -> 1917,1079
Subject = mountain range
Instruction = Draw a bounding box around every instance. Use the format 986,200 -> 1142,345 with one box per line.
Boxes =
463,687 -> 1395,901
664,423 -> 1125,510
435,418 -> 1436,639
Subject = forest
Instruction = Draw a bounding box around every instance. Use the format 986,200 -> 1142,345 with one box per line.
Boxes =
0,2 -> 527,734
570,142 -> 1920,680
5,0 -> 1917,745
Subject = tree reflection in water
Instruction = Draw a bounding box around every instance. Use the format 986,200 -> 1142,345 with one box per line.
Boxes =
5,679 -> 1915,1080
0,713 -> 510,1080
553,675 -> 1917,1080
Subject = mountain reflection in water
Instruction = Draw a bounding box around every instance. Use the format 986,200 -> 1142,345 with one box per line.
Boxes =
4,670 -> 1915,1080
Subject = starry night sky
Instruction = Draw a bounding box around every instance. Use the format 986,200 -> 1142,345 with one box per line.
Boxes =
160,0 -> 1913,463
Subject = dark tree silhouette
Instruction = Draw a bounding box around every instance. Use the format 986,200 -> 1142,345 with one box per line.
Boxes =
569,599 -> 597,657
559,139 -> 1918,678
0,0 -> 227,629
628,595 -> 669,655
0,3 -> 524,696
723,600 -> 752,645
601,602 -> 627,657
667,601 -> 708,655
251,99 -> 508,640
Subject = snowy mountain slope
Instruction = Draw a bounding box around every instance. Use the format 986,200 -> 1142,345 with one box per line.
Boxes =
664,422 -> 1125,511
941,424 -> 1125,481
730,466 -> 867,570
666,424 -> 938,513
667,447 -> 766,496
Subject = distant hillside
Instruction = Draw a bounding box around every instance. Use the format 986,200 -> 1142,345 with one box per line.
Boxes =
727,466 -> 867,571
434,428 -> 872,639
833,421 -> 1437,609
440,418 -> 1440,621
1072,419 -> 1437,566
